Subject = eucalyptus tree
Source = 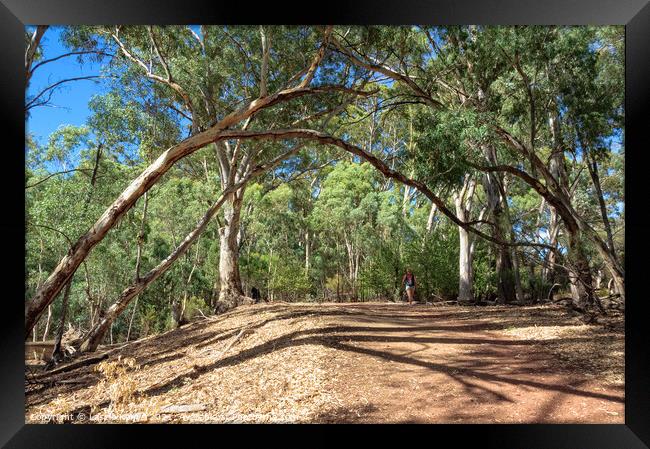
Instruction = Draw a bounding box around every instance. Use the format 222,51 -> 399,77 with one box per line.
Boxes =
26,82 -> 180,341
311,161 -> 381,298
559,26 -> 625,295
26,25 -> 626,347
26,25 -> 376,336
478,25 -> 625,306
240,177 -> 315,301
326,26 -> 522,303
79,140 -> 308,352
329,25 -> 624,308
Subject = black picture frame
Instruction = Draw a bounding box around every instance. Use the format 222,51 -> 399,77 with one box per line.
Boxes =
3,0 -> 649,447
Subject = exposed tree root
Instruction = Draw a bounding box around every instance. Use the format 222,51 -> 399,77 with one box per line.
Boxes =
213,294 -> 255,315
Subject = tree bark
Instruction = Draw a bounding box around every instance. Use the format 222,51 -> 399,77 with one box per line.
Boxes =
41,305 -> 52,342
588,152 -> 617,260
125,297 -> 138,342
455,176 -> 477,303
134,191 -> 149,281
50,280 -> 72,364
305,230 -> 310,276
25,25 -> 48,85
458,225 -> 472,303
480,145 -> 517,304
510,237 -> 525,302
548,111 -> 595,309
214,187 -> 246,313
259,26 -> 271,98
566,228 -> 595,310
426,202 -> 438,234
542,206 -> 561,283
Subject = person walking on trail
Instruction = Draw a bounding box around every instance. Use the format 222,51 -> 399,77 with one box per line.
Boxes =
402,268 -> 417,305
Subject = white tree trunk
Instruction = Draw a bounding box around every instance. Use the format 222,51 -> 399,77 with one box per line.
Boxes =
215,188 -> 246,313
458,226 -> 472,303
455,176 -> 476,303
426,202 -> 438,233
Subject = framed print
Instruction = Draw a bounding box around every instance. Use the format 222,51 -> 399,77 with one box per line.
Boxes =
2,0 -> 649,447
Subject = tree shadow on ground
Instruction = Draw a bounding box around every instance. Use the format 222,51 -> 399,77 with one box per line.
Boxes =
135,326 -> 623,405
27,303 -> 624,420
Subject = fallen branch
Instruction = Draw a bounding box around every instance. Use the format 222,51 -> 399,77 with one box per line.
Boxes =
209,327 -> 250,359
143,327 -> 253,394
30,342 -> 131,379
30,352 -> 109,379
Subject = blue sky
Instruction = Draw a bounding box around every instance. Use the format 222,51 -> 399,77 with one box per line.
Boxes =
26,26 -> 110,147
25,26 -> 208,150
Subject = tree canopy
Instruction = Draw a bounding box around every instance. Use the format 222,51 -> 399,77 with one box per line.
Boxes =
25,25 -> 624,352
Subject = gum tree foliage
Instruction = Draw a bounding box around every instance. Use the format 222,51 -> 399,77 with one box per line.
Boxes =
26,25 -> 624,349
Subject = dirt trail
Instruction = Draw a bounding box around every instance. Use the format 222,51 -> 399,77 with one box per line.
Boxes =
26,303 -> 624,423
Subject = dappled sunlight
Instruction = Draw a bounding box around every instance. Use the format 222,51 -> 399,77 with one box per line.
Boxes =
25,25 -> 625,425
26,303 -> 624,423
